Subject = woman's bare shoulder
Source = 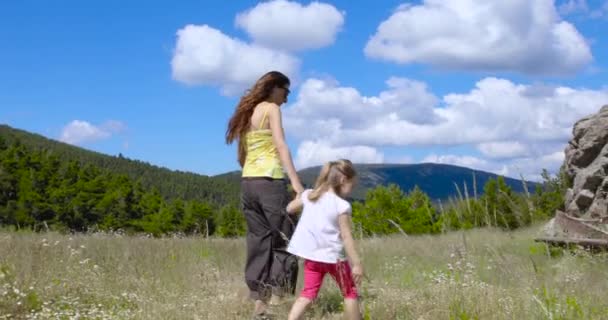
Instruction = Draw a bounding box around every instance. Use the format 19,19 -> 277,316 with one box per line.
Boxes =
261,101 -> 280,109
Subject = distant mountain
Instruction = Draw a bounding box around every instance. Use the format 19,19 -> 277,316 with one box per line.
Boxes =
0,125 -> 240,205
298,163 -> 537,201
1,124 -> 537,206
217,163 -> 538,202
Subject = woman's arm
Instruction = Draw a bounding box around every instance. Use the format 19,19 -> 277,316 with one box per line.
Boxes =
268,103 -> 304,194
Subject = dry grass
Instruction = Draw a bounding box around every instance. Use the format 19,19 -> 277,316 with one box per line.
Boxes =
1,225 -> 608,319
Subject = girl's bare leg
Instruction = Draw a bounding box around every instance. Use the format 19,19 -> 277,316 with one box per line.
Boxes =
343,298 -> 361,320
287,297 -> 313,320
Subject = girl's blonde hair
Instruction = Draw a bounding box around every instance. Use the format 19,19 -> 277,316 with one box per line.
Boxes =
308,159 -> 357,201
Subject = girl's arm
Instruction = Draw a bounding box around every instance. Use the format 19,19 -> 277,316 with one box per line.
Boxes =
338,214 -> 363,282
268,103 -> 304,194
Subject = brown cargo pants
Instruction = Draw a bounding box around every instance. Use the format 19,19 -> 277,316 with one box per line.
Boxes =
241,178 -> 299,301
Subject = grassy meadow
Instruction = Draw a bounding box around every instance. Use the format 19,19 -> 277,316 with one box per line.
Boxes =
1,225 -> 608,319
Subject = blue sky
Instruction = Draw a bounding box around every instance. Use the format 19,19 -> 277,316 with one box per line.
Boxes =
1,0 -> 607,181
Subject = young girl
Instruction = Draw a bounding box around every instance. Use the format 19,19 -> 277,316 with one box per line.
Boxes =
286,159 -> 364,320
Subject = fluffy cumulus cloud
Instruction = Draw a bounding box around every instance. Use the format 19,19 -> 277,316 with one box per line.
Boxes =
286,76 -> 608,147
365,0 -> 592,75
295,140 -> 384,168
171,1 -> 344,95
284,76 -> 608,179
171,24 -> 299,95
60,120 -> 126,145
235,0 -> 345,51
284,77 -> 440,143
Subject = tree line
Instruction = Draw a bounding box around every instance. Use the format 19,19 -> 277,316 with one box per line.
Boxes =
0,138 -> 246,237
0,136 -> 567,237
0,125 -> 240,205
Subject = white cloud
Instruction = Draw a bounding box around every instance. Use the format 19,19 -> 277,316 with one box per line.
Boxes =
284,77 -> 439,142
171,1 -> 344,94
235,0 -> 344,51
423,154 -> 490,170
492,150 -> 566,182
421,149 -> 565,182
283,75 -> 608,179
477,141 -> 529,159
60,120 -> 125,145
171,24 -> 299,95
285,76 -> 608,148
295,140 -> 384,169
365,0 -> 592,75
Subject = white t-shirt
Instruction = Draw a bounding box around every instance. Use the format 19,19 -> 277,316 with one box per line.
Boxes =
287,189 -> 352,263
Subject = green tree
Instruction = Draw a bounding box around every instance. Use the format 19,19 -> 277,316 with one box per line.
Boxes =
404,186 -> 440,234
532,168 -> 568,221
132,203 -> 176,237
181,200 -> 215,235
353,184 -> 438,236
215,204 -> 246,237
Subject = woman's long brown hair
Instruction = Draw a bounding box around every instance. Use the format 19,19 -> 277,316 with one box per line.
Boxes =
225,71 -> 290,167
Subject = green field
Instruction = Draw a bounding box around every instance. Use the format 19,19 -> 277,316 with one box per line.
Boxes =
2,225 -> 607,319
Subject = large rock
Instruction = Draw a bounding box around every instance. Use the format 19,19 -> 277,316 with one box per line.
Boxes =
539,105 -> 608,241
563,105 -> 608,220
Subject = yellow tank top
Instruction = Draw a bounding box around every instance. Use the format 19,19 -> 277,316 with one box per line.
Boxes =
242,109 -> 285,179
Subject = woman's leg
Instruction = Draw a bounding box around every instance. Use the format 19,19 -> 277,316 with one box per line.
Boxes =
241,179 -> 274,312
258,179 -> 298,297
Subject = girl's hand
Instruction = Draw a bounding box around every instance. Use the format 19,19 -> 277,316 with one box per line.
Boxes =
352,264 -> 364,285
286,195 -> 304,215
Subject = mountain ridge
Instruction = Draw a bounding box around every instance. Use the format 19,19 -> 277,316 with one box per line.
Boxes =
1,124 -> 538,203
215,162 -> 538,201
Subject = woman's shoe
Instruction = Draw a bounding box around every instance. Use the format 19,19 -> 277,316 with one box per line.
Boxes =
268,294 -> 283,306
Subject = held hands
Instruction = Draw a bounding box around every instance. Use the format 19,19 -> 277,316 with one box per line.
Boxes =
286,192 -> 304,215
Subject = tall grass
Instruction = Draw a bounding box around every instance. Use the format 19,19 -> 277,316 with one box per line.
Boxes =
1,226 -> 607,319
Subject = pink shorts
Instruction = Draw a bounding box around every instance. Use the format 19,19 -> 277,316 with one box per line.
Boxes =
300,259 -> 358,300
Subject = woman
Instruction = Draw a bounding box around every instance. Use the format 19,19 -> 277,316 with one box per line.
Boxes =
226,71 -> 305,318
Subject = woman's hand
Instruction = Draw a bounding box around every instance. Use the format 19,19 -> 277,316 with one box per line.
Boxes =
292,183 -> 304,195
